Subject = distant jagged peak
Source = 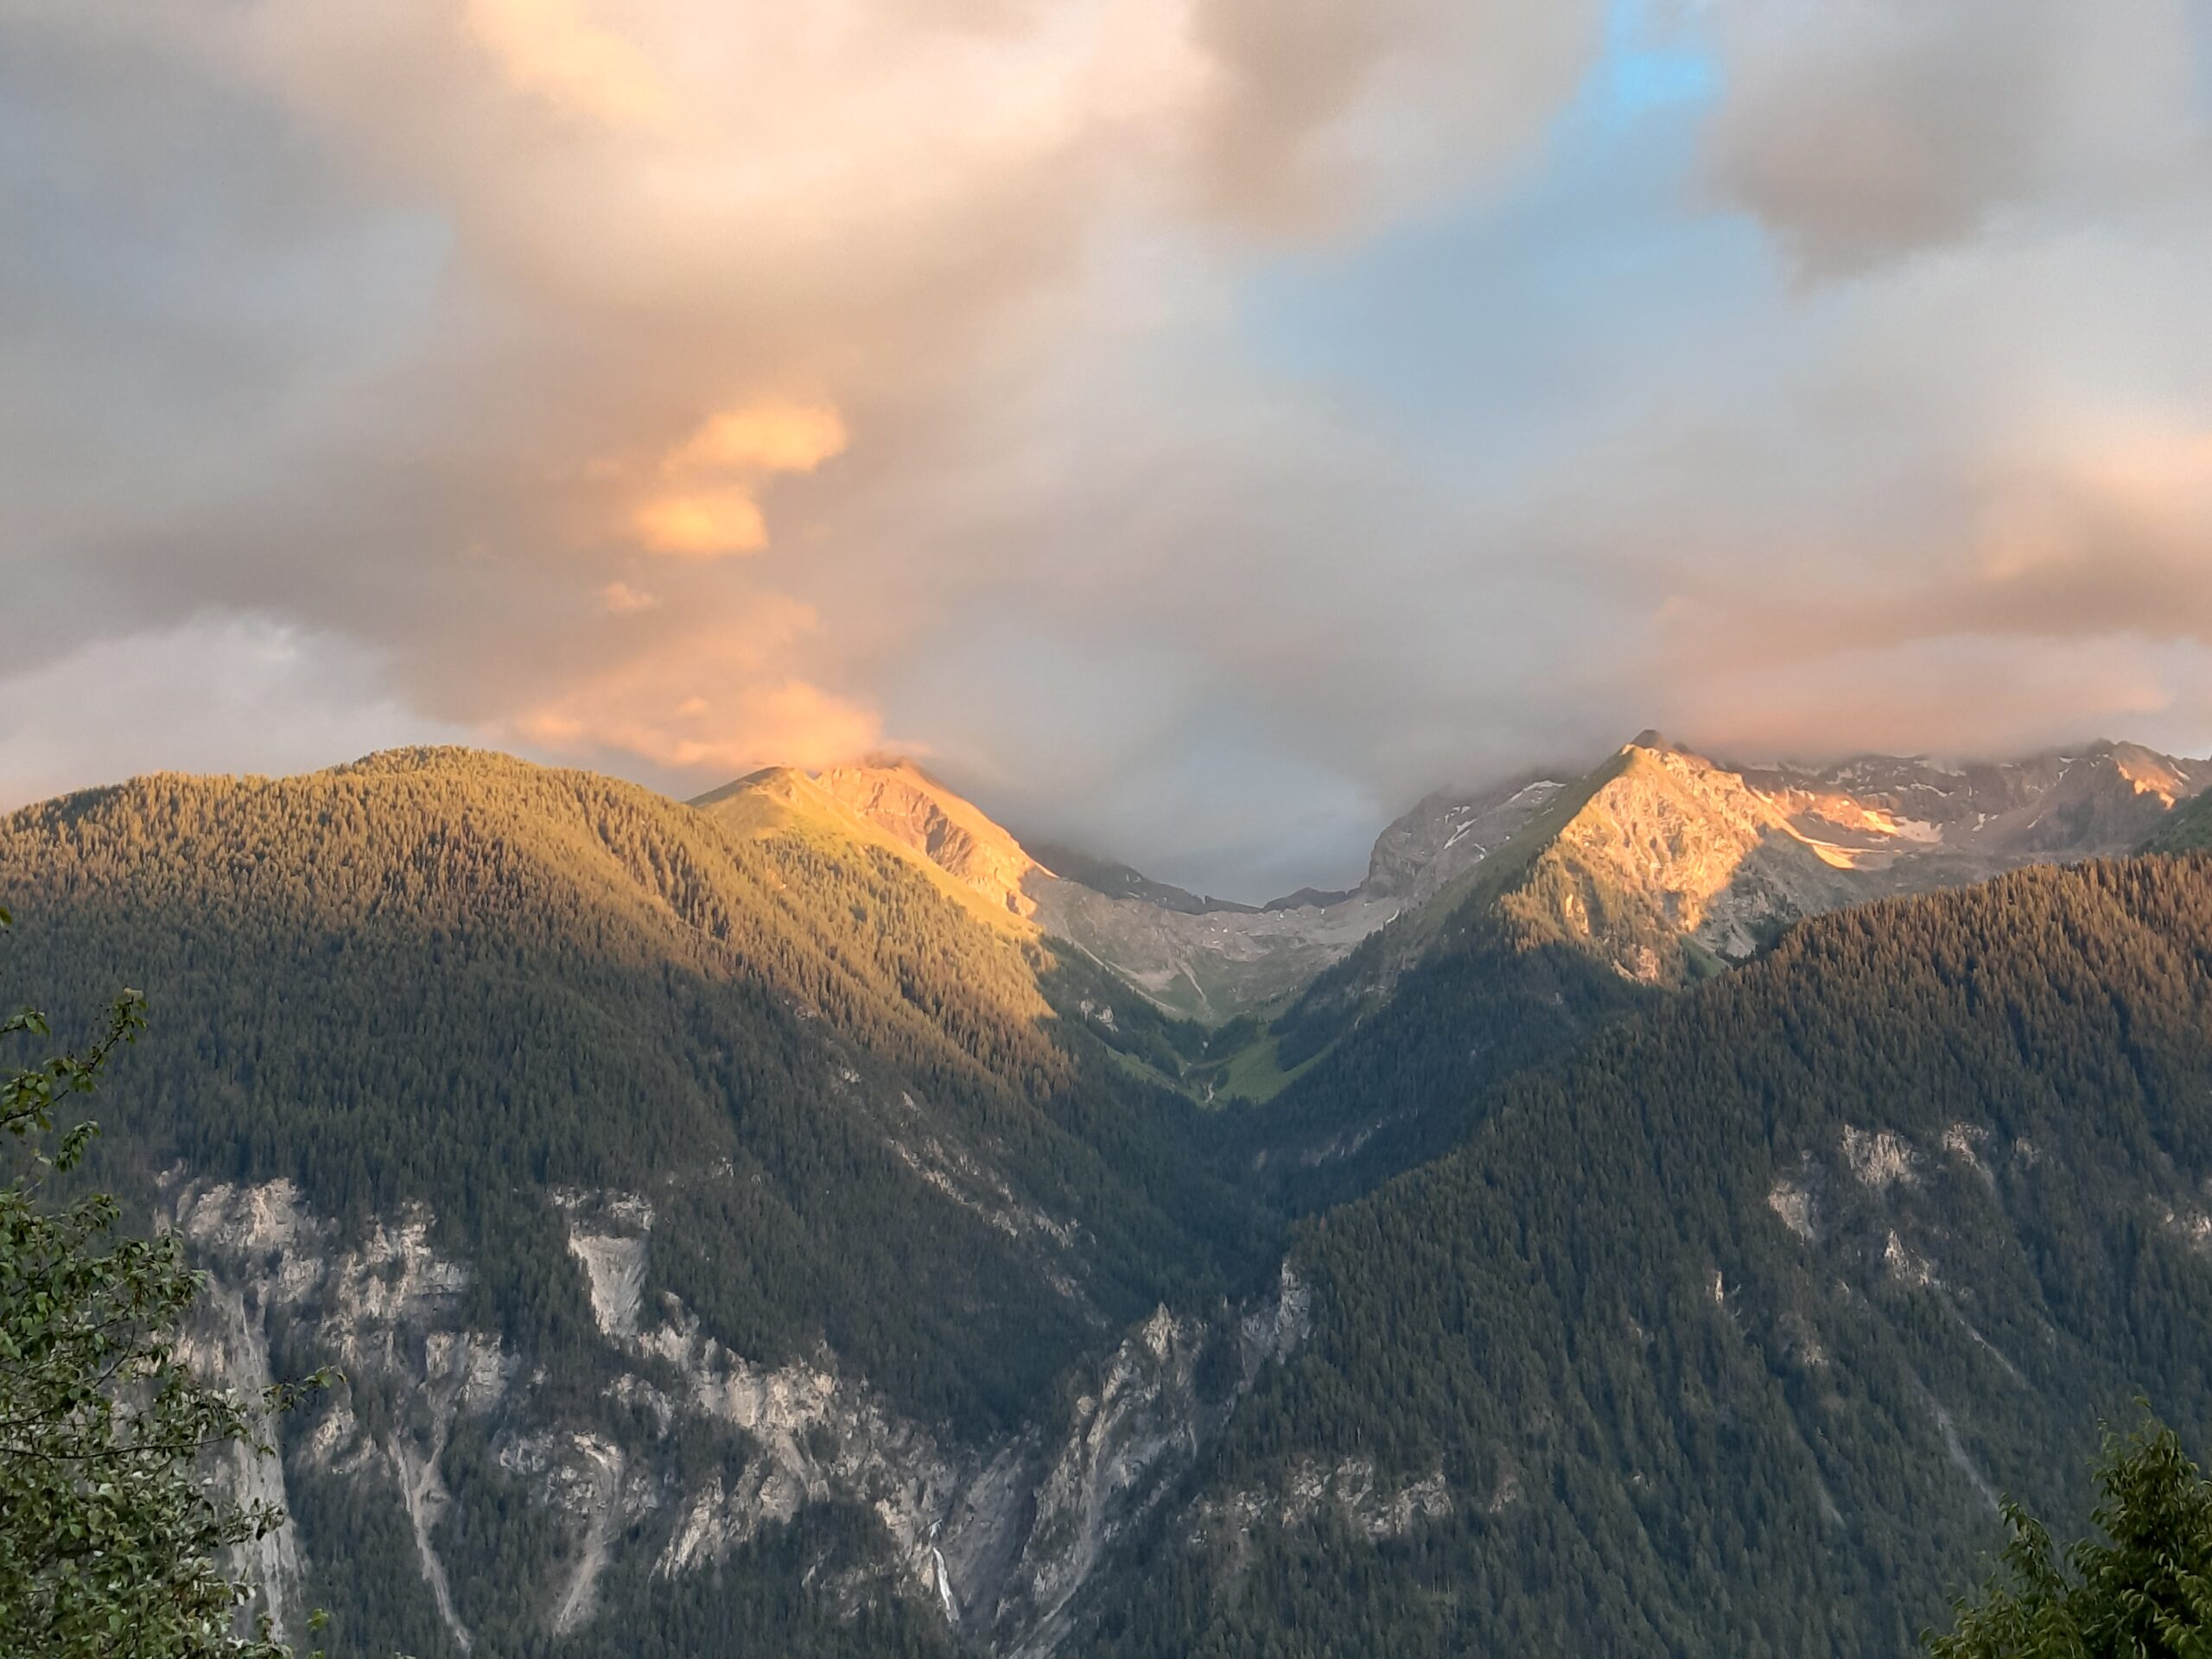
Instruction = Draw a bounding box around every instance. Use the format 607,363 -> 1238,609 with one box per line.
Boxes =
2107,741 -> 2200,805
1263,887 -> 1358,913
691,728 -> 2212,1014
1019,840 -> 1255,916
1439,725 -> 2212,988
1362,772 -> 1573,906
1599,731 -> 2209,817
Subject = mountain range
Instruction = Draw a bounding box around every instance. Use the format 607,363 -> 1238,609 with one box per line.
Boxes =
3,728 -> 2211,1656
715,734 -> 2203,1025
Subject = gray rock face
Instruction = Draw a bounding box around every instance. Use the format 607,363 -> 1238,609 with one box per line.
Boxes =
1026,874 -> 1400,1023
1014,738 -> 2209,1015
698,738 -> 2206,1022
1342,737 -> 2212,990
1737,741 -> 2203,867
170,1174 -> 1309,1656
168,1176 -> 511,1653
1363,778 -> 1567,905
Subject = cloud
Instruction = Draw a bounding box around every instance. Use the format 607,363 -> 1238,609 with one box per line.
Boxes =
631,491 -> 771,558
1656,422 -> 2212,669
597,582 -> 661,613
1185,0 -> 1601,228
465,0 -> 671,125
1700,0 -> 2207,274
1643,632 -> 2212,766
0,0 -> 1594,802
0,614 -> 466,810
664,404 -> 849,476
620,400 -> 851,557
7,0 -> 2212,895
508,606 -> 886,775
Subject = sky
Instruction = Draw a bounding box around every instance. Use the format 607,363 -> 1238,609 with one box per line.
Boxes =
4,0 -> 2212,900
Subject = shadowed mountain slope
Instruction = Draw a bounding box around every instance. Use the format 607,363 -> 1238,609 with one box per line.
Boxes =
0,747 -> 1262,1435
13,743 -> 2212,1658
1091,853 -> 2212,1657
2145,784 -> 2212,852
1248,732 -> 2212,1169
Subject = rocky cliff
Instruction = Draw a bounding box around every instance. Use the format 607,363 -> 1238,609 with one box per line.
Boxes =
1501,734 -> 2210,983
172,1173 -> 1309,1657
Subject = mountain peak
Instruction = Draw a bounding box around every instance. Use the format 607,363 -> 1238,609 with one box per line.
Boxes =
2109,741 -> 2198,805
1471,732 -> 2212,986
699,758 -> 1047,920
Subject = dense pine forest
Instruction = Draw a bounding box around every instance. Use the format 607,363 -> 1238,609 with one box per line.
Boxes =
0,748 -> 1268,1437
1090,854 -> 2212,1656
10,749 -> 2212,1656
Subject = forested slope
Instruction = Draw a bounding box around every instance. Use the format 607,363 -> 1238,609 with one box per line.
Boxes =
20,747 -> 2212,1656
2146,789 -> 2212,852
0,748 -> 1263,1433
1217,753 -> 1661,1207
1092,854 -> 2212,1656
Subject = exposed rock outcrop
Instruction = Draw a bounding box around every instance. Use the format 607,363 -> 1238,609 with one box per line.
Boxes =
170,1176 -> 1311,1656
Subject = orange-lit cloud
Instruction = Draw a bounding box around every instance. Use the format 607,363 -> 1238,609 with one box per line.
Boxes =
503,590 -> 880,781
465,0 -> 670,125
515,680 -> 880,772
664,404 -> 848,476
516,642 -> 881,776
1649,635 -> 2192,767
631,490 -> 770,558
16,0 -> 2212,899
1986,428 -> 2212,578
621,402 -> 849,559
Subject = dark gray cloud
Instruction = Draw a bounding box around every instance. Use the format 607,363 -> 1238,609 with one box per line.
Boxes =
1700,0 -> 2204,274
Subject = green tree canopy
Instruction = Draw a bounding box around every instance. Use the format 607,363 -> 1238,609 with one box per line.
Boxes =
1930,1413 -> 2212,1658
